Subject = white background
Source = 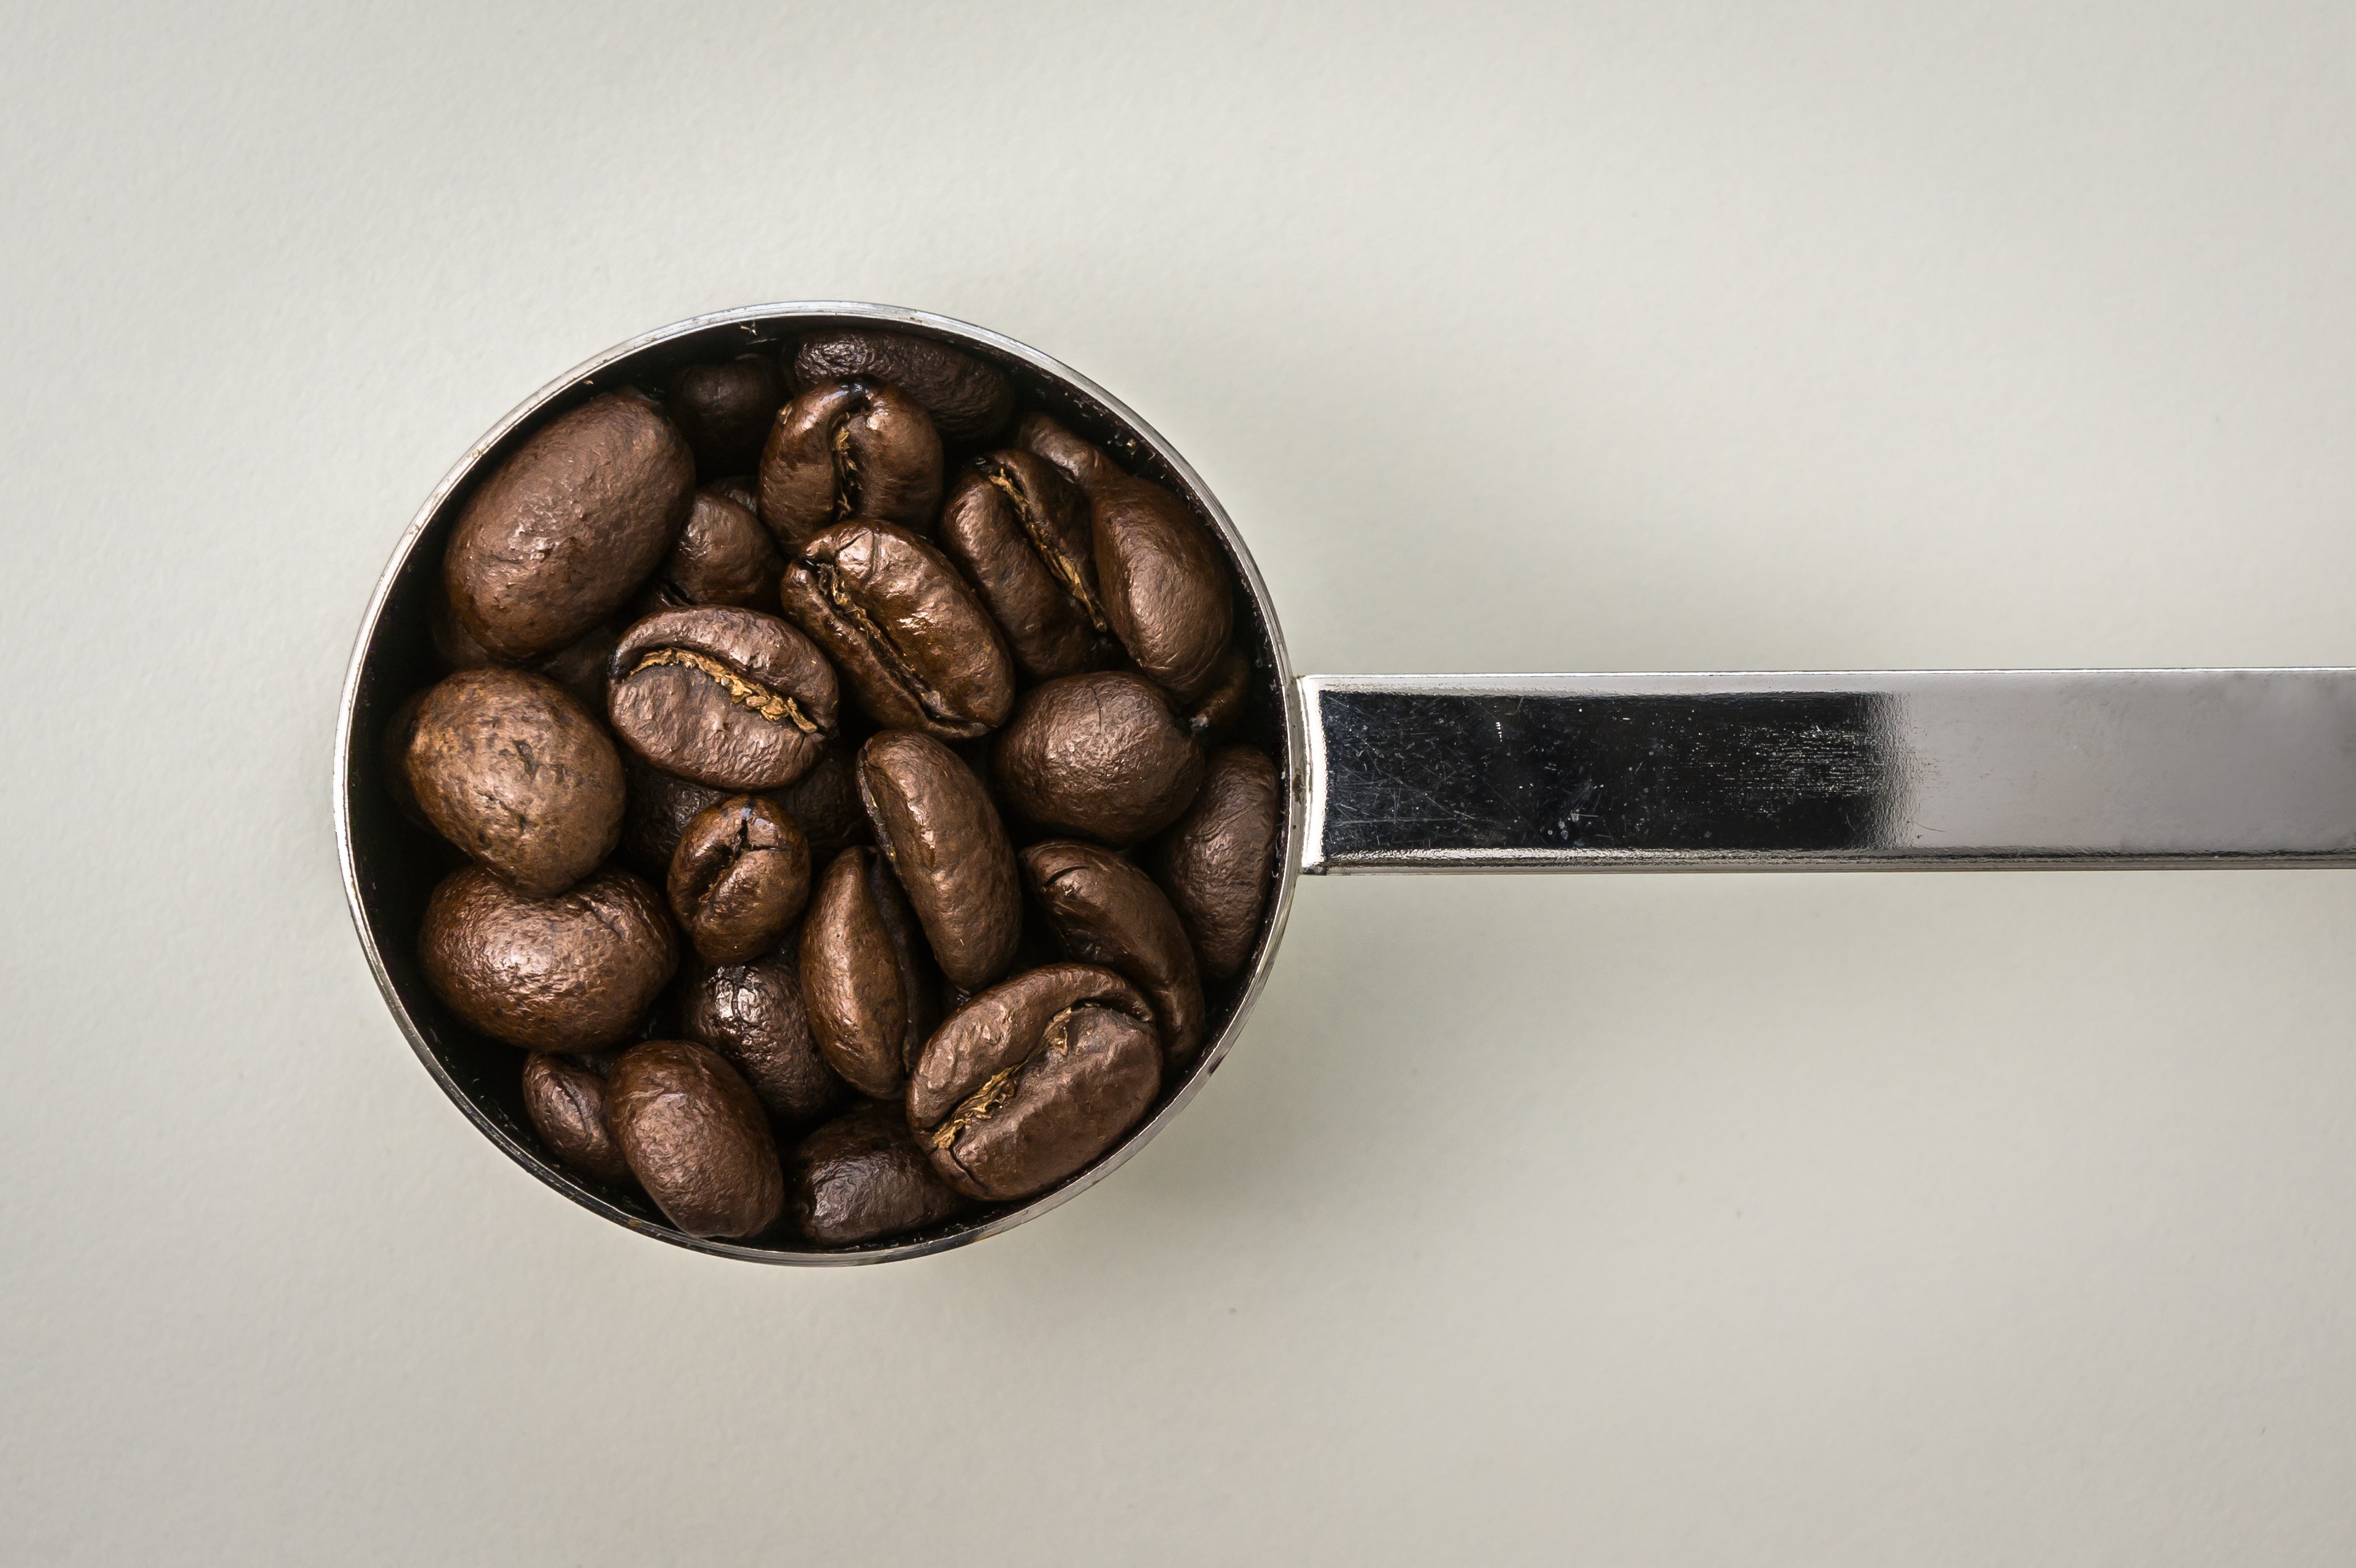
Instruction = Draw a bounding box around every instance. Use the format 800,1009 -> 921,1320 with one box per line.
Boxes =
7,4 -> 2356,1562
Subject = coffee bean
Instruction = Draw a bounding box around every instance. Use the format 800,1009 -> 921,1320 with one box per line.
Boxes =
445,391 -> 695,660
521,1053 -> 633,1186
1020,840 -> 1205,1069
907,964 -> 1161,1202
1147,744 -> 1280,980
668,796 -> 810,964
427,584 -> 618,718
706,474 -> 759,513
990,671 -> 1204,845
419,866 -> 677,1050
621,746 -> 866,881
779,520 -> 1015,740
767,741 -> 869,864
792,329 -> 1014,444
405,667 -> 623,896
631,487 -> 785,617
937,451 -> 1112,681
1009,410 -> 1117,491
1187,642 -> 1254,745
667,355 -> 786,477
758,378 -> 943,547
608,606 -> 837,791
799,846 -> 939,1097
676,948 -> 850,1126
790,1101 -> 966,1246
857,731 -> 1020,991
607,1039 -> 783,1238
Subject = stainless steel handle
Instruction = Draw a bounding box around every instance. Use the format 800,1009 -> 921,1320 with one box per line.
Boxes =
1299,670 -> 2356,873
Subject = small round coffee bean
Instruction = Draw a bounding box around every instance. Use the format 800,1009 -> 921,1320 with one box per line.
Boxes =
667,355 -> 786,477
990,671 -> 1204,846
444,391 -> 695,661
521,1053 -> 633,1186
405,667 -> 623,896
937,451 -> 1112,681
1147,744 -> 1281,981
799,847 -> 937,1098
676,949 -> 849,1126
1020,840 -> 1206,1069
791,1101 -> 964,1247
758,378 -> 943,547
608,605 -> 837,791
606,1039 -> 783,1239
908,964 -> 1162,1202
858,731 -> 1021,993
418,866 -> 677,1051
791,329 -> 1014,444
631,487 -> 785,617
668,796 -> 811,965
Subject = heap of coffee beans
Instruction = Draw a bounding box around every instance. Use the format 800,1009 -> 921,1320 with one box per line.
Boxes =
385,328 -> 1281,1248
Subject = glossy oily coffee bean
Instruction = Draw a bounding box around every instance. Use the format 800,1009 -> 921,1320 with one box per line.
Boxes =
857,731 -> 1021,992
667,355 -> 786,477
1009,410 -> 1117,492
799,847 -> 938,1097
676,950 -> 849,1127
404,667 -> 623,896
606,1039 -> 783,1239
620,747 -> 866,882
609,606 -> 837,791
937,451 -> 1112,681
632,488 -> 785,615
668,796 -> 811,964
791,328 -> 1014,444
1147,745 -> 1281,980
1020,841 -> 1205,1069
445,392 -> 695,660
521,1053 -> 633,1186
791,1101 -> 964,1247
418,866 -> 677,1051
779,520 -> 1014,741
907,964 -> 1161,1202
758,378 -> 942,547
990,671 -> 1204,846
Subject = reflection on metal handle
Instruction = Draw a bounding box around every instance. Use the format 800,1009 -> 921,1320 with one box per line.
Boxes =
1299,671 -> 2356,873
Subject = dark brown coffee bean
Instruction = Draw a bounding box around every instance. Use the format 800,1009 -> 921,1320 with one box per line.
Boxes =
990,671 -> 1204,846
790,1101 -> 966,1247
419,866 -> 677,1051
907,964 -> 1161,1202
858,731 -> 1020,992
1147,745 -> 1280,980
521,1053 -> 633,1186
1188,643 -> 1254,745
622,747 -> 866,880
1020,841 -> 1205,1069
427,584 -> 618,718
631,487 -> 785,617
380,690 -> 432,831
758,379 -> 943,548
792,329 -> 1014,445
707,474 -> 759,512
608,606 -> 837,790
606,1039 -> 783,1238
779,520 -> 1015,740
937,452 -> 1112,681
445,392 -> 695,660
767,741 -> 869,864
676,949 -> 849,1126
405,667 -> 623,896
1009,410 -> 1118,491
799,847 -> 938,1097
668,796 -> 810,964
667,355 -> 786,477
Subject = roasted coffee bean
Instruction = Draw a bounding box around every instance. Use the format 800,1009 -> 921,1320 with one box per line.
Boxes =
1188,643 -> 1254,744
907,964 -> 1161,1202
1017,415 -> 1231,701
792,329 -> 1014,444
606,1039 -> 783,1238
791,1101 -> 964,1246
522,1053 -> 633,1186
445,392 -> 695,660
668,796 -> 811,964
937,451 -> 1112,681
768,741 -> 868,863
799,847 -> 937,1098
1147,745 -> 1280,980
1020,841 -> 1205,1069
427,585 -> 618,717
609,606 -> 837,791
631,487 -> 785,616
991,671 -> 1204,845
668,355 -> 786,477
758,379 -> 942,547
405,667 -> 623,896
858,731 -> 1020,991
419,866 -> 677,1051
381,690 -> 432,831
707,474 -> 759,512
779,520 -> 1015,741
1009,410 -> 1117,491
621,745 -> 865,881
676,949 -> 849,1126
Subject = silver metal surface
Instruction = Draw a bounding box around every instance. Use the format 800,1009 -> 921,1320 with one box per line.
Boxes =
1302,670 -> 2356,872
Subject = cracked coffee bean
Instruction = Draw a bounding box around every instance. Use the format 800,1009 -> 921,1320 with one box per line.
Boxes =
522,1053 -> 633,1186
758,378 -> 943,547
799,846 -> 937,1098
790,1101 -> 965,1247
907,964 -> 1162,1202
667,355 -> 786,477
606,1039 -> 783,1239
419,866 -> 677,1051
668,795 -> 811,965
857,730 -> 1021,992
1020,840 -> 1205,1070
1147,744 -> 1280,981
991,671 -> 1204,846
676,948 -> 849,1127
937,450 -> 1112,681
630,486 -> 785,617
608,606 -> 837,791
405,667 -> 623,896
791,328 -> 1014,444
